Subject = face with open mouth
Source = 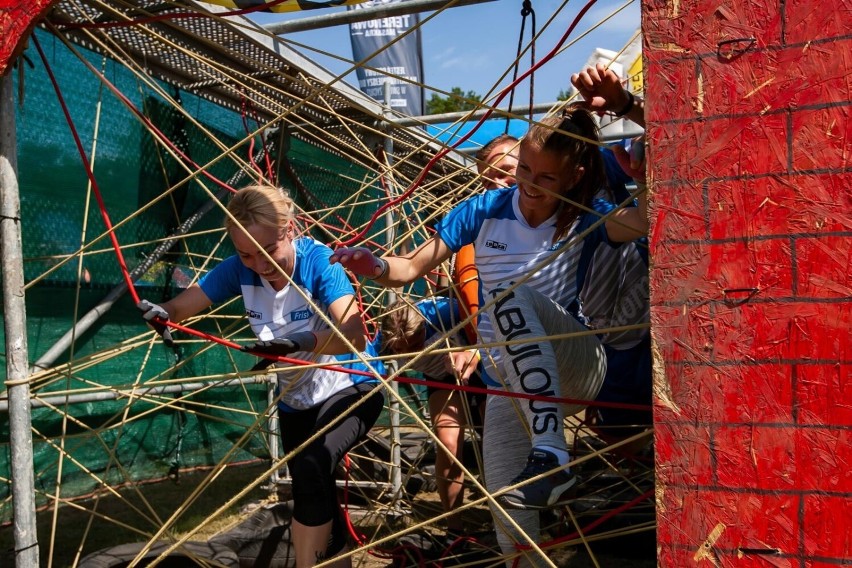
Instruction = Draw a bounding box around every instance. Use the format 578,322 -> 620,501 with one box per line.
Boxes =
515,144 -> 584,227
229,222 -> 295,290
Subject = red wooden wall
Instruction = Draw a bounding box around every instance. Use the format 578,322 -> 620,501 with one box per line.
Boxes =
644,0 -> 852,565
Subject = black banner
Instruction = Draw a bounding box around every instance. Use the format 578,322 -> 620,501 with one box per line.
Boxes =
348,0 -> 424,116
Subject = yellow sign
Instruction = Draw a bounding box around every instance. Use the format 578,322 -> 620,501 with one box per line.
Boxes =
627,53 -> 643,94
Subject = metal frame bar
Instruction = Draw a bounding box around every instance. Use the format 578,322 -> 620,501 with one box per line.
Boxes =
1,71 -> 40,568
261,0 -> 497,35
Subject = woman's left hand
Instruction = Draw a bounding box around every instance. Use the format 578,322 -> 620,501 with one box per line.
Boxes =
612,135 -> 646,181
444,349 -> 481,383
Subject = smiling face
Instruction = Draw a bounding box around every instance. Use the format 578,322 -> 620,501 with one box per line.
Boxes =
229,222 -> 295,290
515,142 -> 584,227
477,140 -> 519,190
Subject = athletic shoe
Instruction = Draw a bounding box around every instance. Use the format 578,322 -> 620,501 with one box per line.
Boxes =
496,448 -> 577,510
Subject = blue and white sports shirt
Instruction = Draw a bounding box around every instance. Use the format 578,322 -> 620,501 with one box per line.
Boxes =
435,187 -> 618,383
199,236 -> 378,411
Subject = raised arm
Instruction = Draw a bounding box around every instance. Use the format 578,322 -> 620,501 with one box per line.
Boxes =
330,234 -> 454,287
570,63 -> 645,129
138,285 -> 212,324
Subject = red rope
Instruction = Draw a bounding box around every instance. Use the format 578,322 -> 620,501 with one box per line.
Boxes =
32,35 -> 138,302
336,0 -> 600,248
36,2 -> 650,416
36,29 -> 648,413
513,488 -> 655,564
393,374 -> 651,413
240,93 -> 276,183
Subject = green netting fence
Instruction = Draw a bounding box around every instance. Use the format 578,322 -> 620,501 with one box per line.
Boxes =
0,29 -> 425,522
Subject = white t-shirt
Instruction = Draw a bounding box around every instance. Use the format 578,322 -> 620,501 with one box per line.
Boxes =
435,187 -> 617,384
199,236 -> 377,411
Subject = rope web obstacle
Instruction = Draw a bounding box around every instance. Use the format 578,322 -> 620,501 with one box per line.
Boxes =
0,1 -> 654,566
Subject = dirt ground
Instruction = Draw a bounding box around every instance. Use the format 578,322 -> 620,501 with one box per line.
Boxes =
0,461 -> 656,567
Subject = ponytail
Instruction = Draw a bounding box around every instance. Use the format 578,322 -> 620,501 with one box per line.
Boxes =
523,106 -> 605,242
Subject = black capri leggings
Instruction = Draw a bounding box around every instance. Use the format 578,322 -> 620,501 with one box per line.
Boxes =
279,382 -> 385,530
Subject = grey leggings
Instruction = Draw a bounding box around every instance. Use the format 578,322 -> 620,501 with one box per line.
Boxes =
483,284 -> 606,566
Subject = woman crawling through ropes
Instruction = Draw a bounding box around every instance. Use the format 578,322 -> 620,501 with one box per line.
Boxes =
331,91 -> 648,565
139,184 -> 384,568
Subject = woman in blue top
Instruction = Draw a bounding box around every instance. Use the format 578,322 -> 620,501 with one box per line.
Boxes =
332,102 -> 647,566
139,184 -> 384,568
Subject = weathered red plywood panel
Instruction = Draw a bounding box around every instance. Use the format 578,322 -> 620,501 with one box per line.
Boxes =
792,106 -> 852,171
0,1 -> 58,76
715,426 -> 798,491
646,39 -> 852,124
786,0 -> 852,43
796,364 -> 852,426
645,0 -> 852,563
707,302 -> 851,361
658,363 -> 795,424
709,239 -> 793,296
709,174 -> 852,238
650,303 -> 716,363
803,495 -> 852,557
797,429 -> 852,492
657,489 -> 800,550
708,303 -> 799,361
648,182 -> 707,243
651,114 -> 788,183
773,40 -> 852,109
655,422 -> 714,486
796,236 -> 852,298
643,0 -> 783,56
650,242 -> 714,304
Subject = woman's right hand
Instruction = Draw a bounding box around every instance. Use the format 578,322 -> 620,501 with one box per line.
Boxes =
137,299 -> 174,347
329,246 -> 387,278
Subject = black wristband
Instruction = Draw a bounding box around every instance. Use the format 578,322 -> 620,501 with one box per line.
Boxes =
613,90 -> 635,117
377,258 -> 389,278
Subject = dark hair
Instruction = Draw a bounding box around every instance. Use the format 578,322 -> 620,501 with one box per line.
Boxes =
475,134 -> 520,164
522,105 -> 605,242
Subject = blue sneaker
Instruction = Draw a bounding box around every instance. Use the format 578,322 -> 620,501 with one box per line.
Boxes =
496,449 -> 577,510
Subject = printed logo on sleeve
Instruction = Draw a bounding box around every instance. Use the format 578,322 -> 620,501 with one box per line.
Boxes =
290,309 -> 313,321
485,240 -> 507,251
246,309 -> 262,319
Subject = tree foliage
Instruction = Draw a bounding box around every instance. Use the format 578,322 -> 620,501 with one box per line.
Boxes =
426,87 -> 483,114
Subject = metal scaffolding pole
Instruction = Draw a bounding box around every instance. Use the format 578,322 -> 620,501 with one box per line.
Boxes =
394,101 -> 561,127
1,71 -> 40,567
382,81 -> 403,501
0,376 -> 273,413
261,0 -> 497,35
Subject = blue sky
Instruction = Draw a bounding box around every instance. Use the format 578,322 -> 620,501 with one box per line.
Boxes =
248,0 -> 641,108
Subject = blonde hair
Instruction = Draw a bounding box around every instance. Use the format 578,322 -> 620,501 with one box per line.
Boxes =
380,300 -> 424,354
225,184 -> 295,232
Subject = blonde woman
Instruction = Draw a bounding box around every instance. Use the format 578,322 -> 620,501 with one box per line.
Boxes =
139,184 -> 384,567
